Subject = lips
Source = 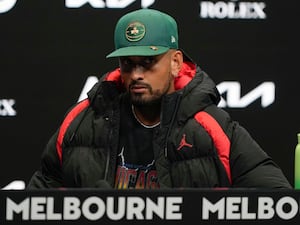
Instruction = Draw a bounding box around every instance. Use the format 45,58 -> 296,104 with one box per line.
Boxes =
130,84 -> 148,93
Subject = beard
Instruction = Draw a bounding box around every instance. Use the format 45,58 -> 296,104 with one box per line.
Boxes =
129,80 -> 172,107
130,91 -> 162,107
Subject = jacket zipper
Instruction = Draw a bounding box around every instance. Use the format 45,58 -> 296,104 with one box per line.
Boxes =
103,115 -> 112,182
164,94 -> 182,158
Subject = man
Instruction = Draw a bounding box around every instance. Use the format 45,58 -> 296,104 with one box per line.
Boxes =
27,9 -> 291,189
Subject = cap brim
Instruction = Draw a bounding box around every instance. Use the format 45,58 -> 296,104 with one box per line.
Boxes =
106,46 -> 169,58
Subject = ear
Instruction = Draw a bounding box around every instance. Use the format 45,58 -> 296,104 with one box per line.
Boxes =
170,50 -> 183,77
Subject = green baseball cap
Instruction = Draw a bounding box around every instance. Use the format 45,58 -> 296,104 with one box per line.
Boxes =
106,9 -> 179,58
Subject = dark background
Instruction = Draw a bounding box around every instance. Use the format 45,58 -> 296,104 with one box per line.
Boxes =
0,0 -> 298,188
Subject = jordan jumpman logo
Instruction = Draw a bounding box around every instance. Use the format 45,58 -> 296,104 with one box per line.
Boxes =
177,134 -> 193,150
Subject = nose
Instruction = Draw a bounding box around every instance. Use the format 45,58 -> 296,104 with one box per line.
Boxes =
130,65 -> 145,80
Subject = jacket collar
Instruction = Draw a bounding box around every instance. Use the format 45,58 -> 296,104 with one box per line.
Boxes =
88,61 -> 220,123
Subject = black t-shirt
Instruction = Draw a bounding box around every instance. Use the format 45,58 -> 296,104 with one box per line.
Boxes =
114,96 -> 160,189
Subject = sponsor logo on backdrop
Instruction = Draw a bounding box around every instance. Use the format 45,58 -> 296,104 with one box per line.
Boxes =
78,76 -> 275,108
0,0 -> 17,13
217,81 -> 275,108
0,99 -> 17,116
65,0 -> 155,8
0,0 -> 155,13
1,181 -> 25,190
200,0 -> 267,19
1,0 -> 267,17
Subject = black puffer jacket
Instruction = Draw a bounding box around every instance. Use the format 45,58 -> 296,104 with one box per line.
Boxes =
27,61 -> 291,189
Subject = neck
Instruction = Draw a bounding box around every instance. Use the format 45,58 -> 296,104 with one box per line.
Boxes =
132,104 -> 161,126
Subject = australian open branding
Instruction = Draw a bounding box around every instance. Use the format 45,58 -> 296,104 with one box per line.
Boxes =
201,196 -> 300,221
1,190 -> 300,224
4,195 -> 183,222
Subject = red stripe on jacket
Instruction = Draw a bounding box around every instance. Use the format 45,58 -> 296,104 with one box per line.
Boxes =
194,111 -> 232,183
56,99 -> 90,165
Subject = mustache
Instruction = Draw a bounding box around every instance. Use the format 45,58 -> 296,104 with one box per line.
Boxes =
129,81 -> 151,89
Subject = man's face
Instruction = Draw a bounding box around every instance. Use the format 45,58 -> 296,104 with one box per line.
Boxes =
119,51 -> 177,106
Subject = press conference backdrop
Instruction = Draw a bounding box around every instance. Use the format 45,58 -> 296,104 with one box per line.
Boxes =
0,0 -> 298,189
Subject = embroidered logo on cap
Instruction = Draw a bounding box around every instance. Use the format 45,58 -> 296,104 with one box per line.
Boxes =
125,22 -> 146,42
171,35 -> 176,43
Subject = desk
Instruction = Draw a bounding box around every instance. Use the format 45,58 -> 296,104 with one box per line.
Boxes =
1,189 -> 299,224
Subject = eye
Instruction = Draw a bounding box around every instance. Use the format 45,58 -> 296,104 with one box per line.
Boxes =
120,57 -> 132,66
144,57 -> 154,64
141,57 -> 155,67
119,56 -> 156,72
119,57 -> 133,73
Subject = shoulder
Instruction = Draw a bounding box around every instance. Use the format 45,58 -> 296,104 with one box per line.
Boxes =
60,99 -> 91,134
198,105 -> 234,131
56,99 -> 92,161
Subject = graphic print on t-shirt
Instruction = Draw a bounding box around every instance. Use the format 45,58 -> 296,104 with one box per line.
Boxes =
114,147 -> 160,189
115,95 -> 160,189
